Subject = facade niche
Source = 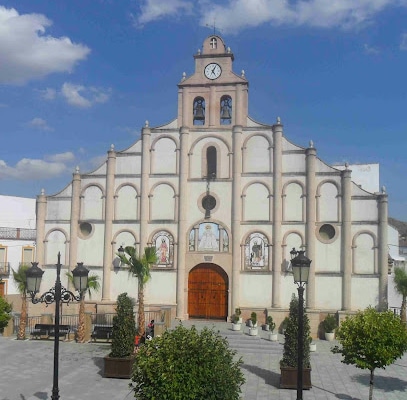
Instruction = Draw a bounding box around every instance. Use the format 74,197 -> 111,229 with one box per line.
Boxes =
245,232 -> 269,269
193,97 -> 205,125
220,96 -> 232,125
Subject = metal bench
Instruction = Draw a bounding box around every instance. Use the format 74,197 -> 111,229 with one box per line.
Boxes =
30,324 -> 70,340
91,325 -> 113,342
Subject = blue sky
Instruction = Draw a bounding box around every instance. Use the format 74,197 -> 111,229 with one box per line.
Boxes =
0,0 -> 406,222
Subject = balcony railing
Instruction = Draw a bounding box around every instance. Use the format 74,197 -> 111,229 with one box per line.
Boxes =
0,262 -> 10,276
0,227 -> 36,240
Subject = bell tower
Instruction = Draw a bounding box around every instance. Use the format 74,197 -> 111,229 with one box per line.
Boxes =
177,35 -> 248,128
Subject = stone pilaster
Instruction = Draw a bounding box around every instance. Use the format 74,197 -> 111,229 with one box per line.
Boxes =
102,145 -> 116,301
341,168 -> 352,310
176,126 -> 189,319
231,125 -> 243,314
140,123 -> 151,252
378,190 -> 389,310
69,168 -> 81,273
272,120 -> 283,308
305,145 -> 317,309
35,189 -> 47,266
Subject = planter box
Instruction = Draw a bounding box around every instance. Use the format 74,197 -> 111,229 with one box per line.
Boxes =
104,355 -> 135,379
280,366 -> 312,389
310,343 -> 317,352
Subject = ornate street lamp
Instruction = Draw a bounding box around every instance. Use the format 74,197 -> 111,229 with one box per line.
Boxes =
290,248 -> 311,400
26,252 -> 89,400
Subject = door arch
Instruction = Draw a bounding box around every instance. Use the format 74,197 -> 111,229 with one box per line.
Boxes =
188,263 -> 228,320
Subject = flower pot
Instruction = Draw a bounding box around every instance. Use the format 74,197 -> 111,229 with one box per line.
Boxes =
232,323 -> 241,331
310,342 -> 317,352
104,355 -> 135,379
268,332 -> 278,341
325,332 -> 335,341
280,366 -> 312,389
249,327 -> 258,336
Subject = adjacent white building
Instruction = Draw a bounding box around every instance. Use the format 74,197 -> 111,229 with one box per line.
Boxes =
0,195 -> 36,299
34,35 -> 389,332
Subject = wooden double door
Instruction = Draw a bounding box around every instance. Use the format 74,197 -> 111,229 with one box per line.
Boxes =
188,263 -> 228,320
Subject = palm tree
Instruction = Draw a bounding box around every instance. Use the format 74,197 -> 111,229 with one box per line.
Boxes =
66,273 -> 100,343
12,264 -> 30,340
394,266 -> 407,323
117,246 -> 157,337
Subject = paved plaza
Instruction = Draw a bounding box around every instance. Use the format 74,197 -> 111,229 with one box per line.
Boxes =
1,321 -> 407,400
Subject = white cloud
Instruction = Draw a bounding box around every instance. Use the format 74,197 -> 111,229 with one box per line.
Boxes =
45,152 -> 75,163
133,0 -> 193,26
27,117 -> 53,131
38,88 -> 57,100
400,33 -> 407,50
0,6 -> 90,84
363,43 -> 380,54
0,158 -> 67,180
132,0 -> 407,33
61,82 -> 111,108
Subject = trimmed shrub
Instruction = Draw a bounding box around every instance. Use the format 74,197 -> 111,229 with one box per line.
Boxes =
280,295 -> 311,368
0,297 -> 12,333
131,324 -> 245,399
110,293 -> 136,358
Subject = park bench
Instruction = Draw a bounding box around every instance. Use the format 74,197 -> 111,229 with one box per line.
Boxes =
30,324 -> 71,340
91,325 -> 113,342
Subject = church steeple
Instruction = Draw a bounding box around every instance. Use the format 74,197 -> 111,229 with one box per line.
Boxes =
177,35 -> 248,128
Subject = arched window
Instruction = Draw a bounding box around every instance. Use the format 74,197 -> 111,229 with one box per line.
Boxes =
193,97 -> 205,125
206,146 -> 217,177
210,37 -> 217,49
220,95 -> 232,125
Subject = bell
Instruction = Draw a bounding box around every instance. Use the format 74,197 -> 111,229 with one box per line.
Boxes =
220,105 -> 231,121
194,104 -> 205,121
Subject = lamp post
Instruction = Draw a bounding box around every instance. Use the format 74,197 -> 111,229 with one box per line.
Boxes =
26,252 -> 89,400
290,248 -> 311,400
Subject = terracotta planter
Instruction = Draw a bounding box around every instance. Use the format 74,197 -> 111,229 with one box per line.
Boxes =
104,355 -> 135,379
280,366 -> 312,389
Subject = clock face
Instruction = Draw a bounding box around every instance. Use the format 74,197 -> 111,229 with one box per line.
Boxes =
204,63 -> 222,80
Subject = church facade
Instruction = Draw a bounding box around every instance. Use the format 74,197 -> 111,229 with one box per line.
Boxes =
35,35 -> 388,328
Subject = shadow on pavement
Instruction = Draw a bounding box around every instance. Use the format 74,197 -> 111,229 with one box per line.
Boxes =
352,373 -> 407,392
241,364 -> 280,388
93,356 -> 105,377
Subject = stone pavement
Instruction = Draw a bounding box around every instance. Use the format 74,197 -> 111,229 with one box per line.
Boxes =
1,321 -> 407,400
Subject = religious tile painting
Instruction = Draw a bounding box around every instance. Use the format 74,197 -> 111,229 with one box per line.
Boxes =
245,233 -> 269,269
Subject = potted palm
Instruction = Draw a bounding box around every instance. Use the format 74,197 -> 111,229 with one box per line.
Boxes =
280,295 -> 312,389
104,293 -> 136,378
235,307 -> 242,324
249,312 -> 258,336
322,314 -> 337,341
117,246 -> 157,338
266,315 -> 278,341
231,313 -> 241,331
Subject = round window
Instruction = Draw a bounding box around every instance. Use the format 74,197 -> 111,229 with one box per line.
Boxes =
318,224 -> 336,241
79,222 -> 93,237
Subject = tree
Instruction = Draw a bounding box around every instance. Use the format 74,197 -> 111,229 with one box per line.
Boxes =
131,324 -> 245,399
66,273 -> 100,343
117,246 -> 157,337
280,294 -> 311,368
332,307 -> 407,400
110,292 -> 136,358
0,296 -> 12,333
394,266 -> 407,323
12,264 -> 30,340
